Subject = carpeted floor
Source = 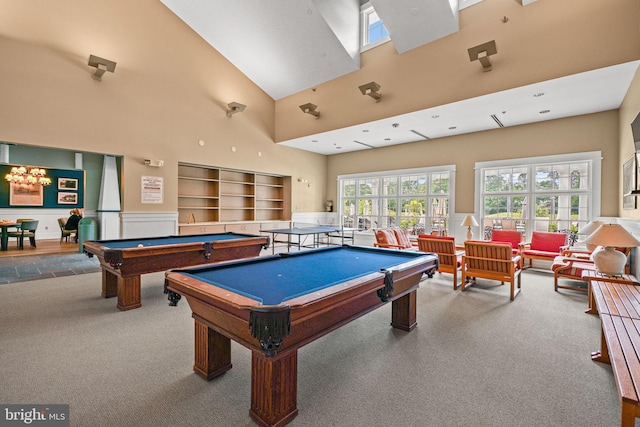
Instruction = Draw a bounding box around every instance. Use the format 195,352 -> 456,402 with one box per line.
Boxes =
0,268 -> 629,426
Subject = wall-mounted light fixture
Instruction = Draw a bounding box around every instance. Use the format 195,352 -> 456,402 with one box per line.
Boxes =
358,81 -> 381,102
297,178 -> 311,187
226,102 -> 246,117
144,159 -> 164,167
299,103 -> 320,119
467,40 -> 497,72
88,55 -> 117,81
4,166 -> 51,186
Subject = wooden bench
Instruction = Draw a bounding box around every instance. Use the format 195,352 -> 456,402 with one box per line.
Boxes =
591,279 -> 640,426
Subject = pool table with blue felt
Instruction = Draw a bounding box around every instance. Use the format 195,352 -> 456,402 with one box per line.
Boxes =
83,232 -> 269,311
164,245 -> 438,427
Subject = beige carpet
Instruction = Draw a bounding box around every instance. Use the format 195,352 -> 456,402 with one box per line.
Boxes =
0,269 -> 627,426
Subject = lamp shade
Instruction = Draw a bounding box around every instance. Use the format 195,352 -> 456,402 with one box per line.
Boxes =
577,220 -> 603,236
583,224 -> 640,248
583,224 -> 640,276
460,215 -> 479,227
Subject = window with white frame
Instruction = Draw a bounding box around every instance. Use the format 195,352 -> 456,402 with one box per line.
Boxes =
476,152 -> 601,242
361,2 -> 390,51
339,166 -> 455,235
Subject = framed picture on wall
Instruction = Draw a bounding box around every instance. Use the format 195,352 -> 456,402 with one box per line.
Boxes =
57,192 -> 78,204
9,183 -> 44,206
58,178 -> 78,190
623,155 -> 636,209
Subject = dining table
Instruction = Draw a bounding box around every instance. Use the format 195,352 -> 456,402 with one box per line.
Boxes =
0,221 -> 19,250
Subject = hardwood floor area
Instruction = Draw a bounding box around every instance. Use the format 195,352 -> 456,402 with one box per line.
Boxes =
0,238 -> 79,258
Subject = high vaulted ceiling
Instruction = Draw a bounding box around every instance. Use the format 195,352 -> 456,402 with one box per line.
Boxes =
160,0 -> 637,155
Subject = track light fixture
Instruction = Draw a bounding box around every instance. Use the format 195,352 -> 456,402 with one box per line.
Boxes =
88,55 -> 117,81
226,102 -> 246,117
467,40 -> 497,72
299,103 -> 320,119
358,81 -> 381,102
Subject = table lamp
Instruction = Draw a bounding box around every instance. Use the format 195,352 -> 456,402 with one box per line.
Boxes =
577,220 -> 603,252
583,224 -> 640,276
461,215 -> 479,241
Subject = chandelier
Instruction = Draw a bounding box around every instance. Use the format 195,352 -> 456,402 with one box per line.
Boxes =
4,166 -> 52,186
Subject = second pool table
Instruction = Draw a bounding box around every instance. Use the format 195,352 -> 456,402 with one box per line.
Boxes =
164,245 -> 438,427
83,232 -> 269,311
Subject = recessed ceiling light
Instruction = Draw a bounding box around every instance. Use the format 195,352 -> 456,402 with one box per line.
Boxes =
533,92 -> 545,97
539,109 -> 550,114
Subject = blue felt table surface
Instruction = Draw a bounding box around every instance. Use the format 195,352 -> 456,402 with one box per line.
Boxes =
177,246 -> 432,305
91,233 -> 261,249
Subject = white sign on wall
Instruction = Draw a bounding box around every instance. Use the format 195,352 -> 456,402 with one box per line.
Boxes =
141,176 -> 163,204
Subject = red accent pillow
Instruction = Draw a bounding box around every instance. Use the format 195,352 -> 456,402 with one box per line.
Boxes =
531,232 -> 566,252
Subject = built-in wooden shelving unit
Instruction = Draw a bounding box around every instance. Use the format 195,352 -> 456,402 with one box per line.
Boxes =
178,163 -> 291,234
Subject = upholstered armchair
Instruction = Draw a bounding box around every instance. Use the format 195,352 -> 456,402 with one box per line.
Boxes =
520,231 -> 568,269
490,230 -> 523,255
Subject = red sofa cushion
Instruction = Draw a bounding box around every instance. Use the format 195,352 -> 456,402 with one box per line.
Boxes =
491,230 -> 522,249
530,231 -> 566,253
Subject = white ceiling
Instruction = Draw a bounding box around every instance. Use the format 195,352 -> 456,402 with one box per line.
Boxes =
159,0 -> 638,156
280,61 -> 640,155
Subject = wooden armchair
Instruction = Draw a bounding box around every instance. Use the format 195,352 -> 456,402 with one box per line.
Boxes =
373,228 -> 416,250
417,236 -> 463,290
551,247 -> 631,292
520,231 -> 568,269
461,241 -> 523,301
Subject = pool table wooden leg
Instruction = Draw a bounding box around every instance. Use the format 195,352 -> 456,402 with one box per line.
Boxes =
250,350 -> 298,427
116,275 -> 142,311
102,269 -> 118,298
390,290 -> 417,331
193,319 -> 232,380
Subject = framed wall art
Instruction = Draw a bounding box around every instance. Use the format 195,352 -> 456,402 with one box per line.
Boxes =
57,192 -> 78,204
9,183 -> 44,206
623,155 -> 636,209
58,178 -> 78,190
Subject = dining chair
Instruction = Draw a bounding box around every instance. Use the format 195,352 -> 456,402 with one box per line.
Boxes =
7,220 -> 39,249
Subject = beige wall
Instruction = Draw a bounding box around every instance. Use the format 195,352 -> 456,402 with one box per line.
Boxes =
619,67 -> 640,219
275,0 -> 640,142
327,111 -> 620,215
1,0 -> 638,218
0,0 -> 327,213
